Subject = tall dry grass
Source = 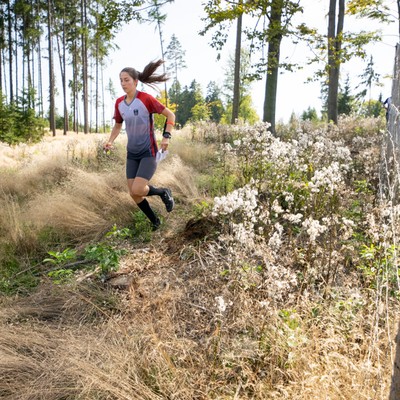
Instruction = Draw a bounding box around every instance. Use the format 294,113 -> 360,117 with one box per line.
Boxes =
0,130 -> 202,269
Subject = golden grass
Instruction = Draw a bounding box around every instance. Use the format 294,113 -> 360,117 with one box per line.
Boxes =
0,130 -> 203,249
26,169 -> 132,241
170,126 -> 219,171
0,130 -> 104,168
154,155 -> 200,201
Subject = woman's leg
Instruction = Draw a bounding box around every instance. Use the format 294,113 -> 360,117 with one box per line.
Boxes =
126,157 -> 174,229
128,177 -> 160,230
126,158 -> 160,230
128,157 -> 174,212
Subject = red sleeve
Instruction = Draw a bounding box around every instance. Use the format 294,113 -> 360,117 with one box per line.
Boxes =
113,96 -> 125,123
137,92 -> 166,114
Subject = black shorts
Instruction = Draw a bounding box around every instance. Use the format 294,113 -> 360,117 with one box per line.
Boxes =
126,156 -> 157,180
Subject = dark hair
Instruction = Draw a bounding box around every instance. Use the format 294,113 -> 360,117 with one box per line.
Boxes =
120,59 -> 169,89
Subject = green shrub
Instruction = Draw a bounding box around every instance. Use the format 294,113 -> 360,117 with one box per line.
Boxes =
0,89 -> 45,145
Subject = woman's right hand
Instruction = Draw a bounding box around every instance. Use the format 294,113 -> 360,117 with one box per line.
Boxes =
103,142 -> 113,151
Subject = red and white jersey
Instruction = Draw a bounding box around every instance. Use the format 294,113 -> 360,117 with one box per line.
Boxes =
113,91 -> 165,157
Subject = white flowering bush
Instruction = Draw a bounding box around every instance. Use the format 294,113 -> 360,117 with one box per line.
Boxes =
212,184 -> 262,247
169,116 -> 398,396
210,120 -> 391,293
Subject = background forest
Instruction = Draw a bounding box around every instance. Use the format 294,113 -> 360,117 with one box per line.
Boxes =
1,0 -> 400,399
0,0 -> 397,143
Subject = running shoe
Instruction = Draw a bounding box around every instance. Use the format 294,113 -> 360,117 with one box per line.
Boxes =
161,188 -> 174,212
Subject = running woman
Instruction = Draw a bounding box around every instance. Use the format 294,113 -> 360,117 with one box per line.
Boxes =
103,59 -> 175,230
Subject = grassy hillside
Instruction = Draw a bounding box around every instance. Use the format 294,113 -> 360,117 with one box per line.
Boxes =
0,118 -> 398,399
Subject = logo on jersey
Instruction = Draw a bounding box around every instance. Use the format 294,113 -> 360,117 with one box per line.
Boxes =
133,109 -> 139,116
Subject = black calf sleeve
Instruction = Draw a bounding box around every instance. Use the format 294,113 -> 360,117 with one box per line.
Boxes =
147,185 -> 164,196
137,199 -> 159,225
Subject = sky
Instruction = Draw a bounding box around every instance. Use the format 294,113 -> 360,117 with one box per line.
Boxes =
103,0 -> 398,123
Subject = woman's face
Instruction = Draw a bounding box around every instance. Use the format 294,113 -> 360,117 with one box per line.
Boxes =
120,72 -> 137,94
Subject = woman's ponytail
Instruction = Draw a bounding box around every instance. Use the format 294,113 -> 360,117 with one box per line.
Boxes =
138,59 -> 169,86
121,60 -> 169,90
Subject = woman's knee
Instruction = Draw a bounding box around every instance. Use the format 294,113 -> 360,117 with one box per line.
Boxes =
129,189 -> 142,202
130,186 -> 145,198
130,179 -> 148,196
129,188 -> 146,203
131,195 -> 143,204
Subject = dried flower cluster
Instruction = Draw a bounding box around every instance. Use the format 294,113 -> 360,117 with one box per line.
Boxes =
210,120 -> 399,300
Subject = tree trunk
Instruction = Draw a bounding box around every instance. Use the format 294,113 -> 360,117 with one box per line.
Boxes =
263,0 -> 283,135
0,7 -> 3,94
48,0 -> 56,136
55,13 -> 68,135
14,15 -> 19,101
0,40 -> 2,94
7,0 -> 13,102
101,66 -> 106,133
62,12 -> 68,134
72,50 -> 78,134
327,0 -> 344,124
28,0 -> 34,103
81,0 -> 89,134
21,18 -> 26,102
157,19 -> 168,107
397,0 -> 400,39
95,56 -> 99,133
36,0 -> 43,118
37,38 -> 43,117
27,38 -> 32,108
95,21 -> 99,133
54,5 -> 69,135
231,4 -> 242,125
327,0 -> 338,124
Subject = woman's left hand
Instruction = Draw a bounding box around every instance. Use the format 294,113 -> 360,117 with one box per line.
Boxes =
160,137 -> 169,152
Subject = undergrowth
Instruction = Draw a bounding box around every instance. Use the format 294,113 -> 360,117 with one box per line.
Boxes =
0,118 -> 398,399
